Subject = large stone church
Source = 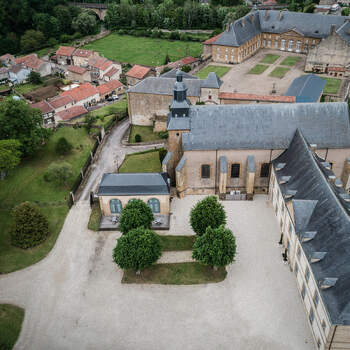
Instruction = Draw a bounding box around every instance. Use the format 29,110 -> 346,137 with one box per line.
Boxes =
163,71 -> 350,198
203,9 -> 350,74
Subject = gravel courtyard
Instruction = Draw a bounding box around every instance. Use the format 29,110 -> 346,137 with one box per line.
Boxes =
0,196 -> 314,350
216,49 -> 306,96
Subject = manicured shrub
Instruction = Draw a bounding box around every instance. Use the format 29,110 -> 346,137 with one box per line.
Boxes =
192,225 -> 236,269
161,66 -> 171,75
169,31 -> 180,40
119,199 -> 154,234
181,65 -> 191,73
10,202 -> 49,248
113,227 -> 161,273
55,137 -> 73,155
134,134 -> 142,142
158,131 -> 168,139
28,71 -> 42,85
190,196 -> 226,235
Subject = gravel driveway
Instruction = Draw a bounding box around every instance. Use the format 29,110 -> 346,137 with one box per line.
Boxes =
0,195 -> 314,350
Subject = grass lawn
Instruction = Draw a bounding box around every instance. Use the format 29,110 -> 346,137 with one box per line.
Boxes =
248,64 -> 269,75
95,114 -> 115,128
269,66 -> 290,78
119,150 -> 162,173
196,65 -> 230,79
14,82 -> 44,95
0,127 -> 94,273
129,125 -> 162,143
83,34 -> 202,66
159,235 -> 196,251
0,304 -> 24,350
88,204 -> 101,231
322,77 -> 342,94
122,262 -> 227,285
260,54 -> 280,64
280,56 -> 301,67
91,99 -> 128,118
0,84 -> 10,92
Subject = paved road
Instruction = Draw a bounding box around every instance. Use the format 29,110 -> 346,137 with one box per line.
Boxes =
0,196 -> 314,350
79,119 -> 164,200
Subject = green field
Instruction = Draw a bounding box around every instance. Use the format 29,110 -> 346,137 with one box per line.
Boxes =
119,150 -> 162,173
280,56 -> 301,67
248,64 -> 269,75
196,65 -> 230,79
0,304 -> 24,350
129,125 -> 163,143
122,262 -> 227,285
83,34 -> 202,66
269,66 -> 290,78
14,82 -> 44,95
0,127 -> 94,273
159,235 -> 196,251
91,99 -> 128,118
260,54 -> 280,64
322,77 -> 342,94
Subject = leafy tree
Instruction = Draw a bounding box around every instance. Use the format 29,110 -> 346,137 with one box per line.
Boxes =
55,137 -> 73,155
342,7 -> 350,16
10,202 -> 49,249
28,71 -> 43,85
0,139 -> 21,178
33,13 -> 60,39
54,5 -> 73,35
190,196 -> 226,235
20,30 -> 45,52
181,65 -> 191,73
72,11 -> 97,36
233,6 -> 250,21
192,225 -> 236,269
84,113 -> 97,133
119,199 -> 154,234
164,53 -> 171,65
134,134 -> 142,142
113,227 -> 161,273
0,97 -> 50,157
44,162 -> 73,187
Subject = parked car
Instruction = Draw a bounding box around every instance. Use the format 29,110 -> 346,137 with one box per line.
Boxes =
107,95 -> 118,102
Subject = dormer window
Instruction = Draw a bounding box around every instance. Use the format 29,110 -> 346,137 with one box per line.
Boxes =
301,231 -> 317,242
310,252 -> 327,263
279,176 -> 291,184
275,163 -> 286,171
284,190 -> 297,200
319,277 -> 338,289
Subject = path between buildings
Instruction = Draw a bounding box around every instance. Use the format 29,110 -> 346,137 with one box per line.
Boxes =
79,119 -> 164,201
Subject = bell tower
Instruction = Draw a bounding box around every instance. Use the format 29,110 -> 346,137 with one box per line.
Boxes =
170,70 -> 191,118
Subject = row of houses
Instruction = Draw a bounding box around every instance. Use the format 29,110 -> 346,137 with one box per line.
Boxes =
55,46 -> 121,83
31,79 -> 124,126
0,53 -> 52,85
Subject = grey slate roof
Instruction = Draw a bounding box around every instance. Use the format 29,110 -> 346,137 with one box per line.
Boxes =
180,102 -> 350,151
285,74 -> 326,103
97,173 -> 170,196
335,21 -> 350,45
272,129 -> 350,325
212,10 -> 350,47
128,77 -> 202,97
201,72 -> 223,89
176,156 -> 186,172
162,151 -> 173,166
161,69 -> 198,79
167,114 -> 191,130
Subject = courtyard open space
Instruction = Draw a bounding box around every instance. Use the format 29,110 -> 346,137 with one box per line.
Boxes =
0,195 -> 314,350
217,49 -> 306,96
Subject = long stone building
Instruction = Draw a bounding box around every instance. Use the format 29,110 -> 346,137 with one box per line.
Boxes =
163,72 -> 350,199
270,130 -> 350,350
203,9 -> 350,71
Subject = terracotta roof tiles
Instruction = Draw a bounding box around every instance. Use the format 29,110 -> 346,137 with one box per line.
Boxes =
68,65 -> 87,74
97,80 -> 123,95
56,46 -> 76,57
31,100 -> 54,115
126,65 -> 151,79
57,105 -> 88,121
61,83 -> 98,103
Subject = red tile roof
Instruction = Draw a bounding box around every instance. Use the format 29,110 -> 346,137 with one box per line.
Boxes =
328,67 -> 345,72
68,65 -> 87,74
57,105 -> 88,121
126,65 -> 151,79
73,49 -> 94,58
89,57 -> 113,71
48,95 -> 74,109
61,83 -> 98,102
104,66 -> 118,78
181,56 -> 198,65
31,100 -> 54,115
56,46 -> 76,57
15,54 -> 37,65
0,54 -> 14,61
97,80 -> 123,95
219,92 -> 296,103
203,33 -> 223,45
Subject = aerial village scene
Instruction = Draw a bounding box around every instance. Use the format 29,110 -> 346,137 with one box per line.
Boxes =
0,0 -> 349,349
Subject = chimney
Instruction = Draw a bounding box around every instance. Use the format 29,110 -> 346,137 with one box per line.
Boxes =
241,18 -> 245,27
330,24 -> 336,35
264,10 -> 269,20
279,11 -> 283,21
250,14 -> 254,23
328,175 -> 336,184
